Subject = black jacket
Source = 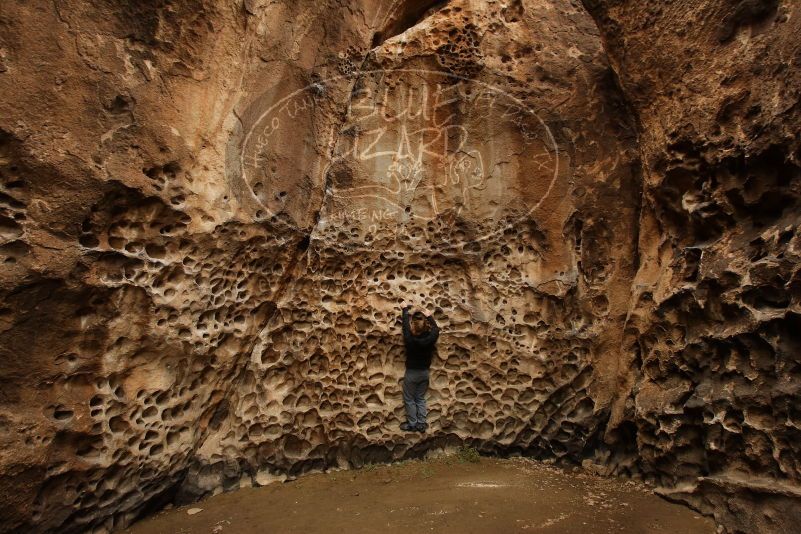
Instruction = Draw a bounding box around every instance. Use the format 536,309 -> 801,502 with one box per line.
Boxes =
402,307 -> 439,370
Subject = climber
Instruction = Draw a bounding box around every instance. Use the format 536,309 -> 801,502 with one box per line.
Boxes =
400,304 -> 439,433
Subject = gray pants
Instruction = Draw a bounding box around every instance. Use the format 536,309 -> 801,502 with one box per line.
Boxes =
403,368 -> 429,426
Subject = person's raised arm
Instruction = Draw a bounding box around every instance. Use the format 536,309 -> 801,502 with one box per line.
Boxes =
402,305 -> 412,342
427,315 -> 439,342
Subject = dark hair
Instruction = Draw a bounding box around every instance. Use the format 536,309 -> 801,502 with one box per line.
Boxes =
410,311 -> 431,336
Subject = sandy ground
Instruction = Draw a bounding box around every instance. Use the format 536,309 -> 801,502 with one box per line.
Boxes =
125,457 -> 716,534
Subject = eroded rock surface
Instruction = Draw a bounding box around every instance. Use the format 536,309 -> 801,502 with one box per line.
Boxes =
0,1 -> 637,531
581,0 -> 801,532
189,0 -> 640,502
0,0 -> 798,533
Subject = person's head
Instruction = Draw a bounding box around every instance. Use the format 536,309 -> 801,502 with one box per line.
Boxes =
410,310 -> 431,336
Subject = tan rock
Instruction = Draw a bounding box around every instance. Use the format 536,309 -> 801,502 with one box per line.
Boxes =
0,0 -> 798,533
582,0 -> 801,532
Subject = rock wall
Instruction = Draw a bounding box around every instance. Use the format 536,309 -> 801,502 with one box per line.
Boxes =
188,0 -> 640,497
0,1 -> 638,532
0,0 -> 799,533
0,0 -> 321,530
581,0 -> 801,532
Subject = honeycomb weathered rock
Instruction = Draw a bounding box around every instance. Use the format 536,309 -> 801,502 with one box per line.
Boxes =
0,0 -> 799,533
0,1 -> 639,531
189,0 -> 641,500
581,0 -> 801,532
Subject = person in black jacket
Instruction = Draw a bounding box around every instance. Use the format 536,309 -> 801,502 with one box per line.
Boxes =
400,304 -> 439,433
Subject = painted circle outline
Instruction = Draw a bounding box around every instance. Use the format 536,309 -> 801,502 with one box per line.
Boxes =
237,68 -> 561,252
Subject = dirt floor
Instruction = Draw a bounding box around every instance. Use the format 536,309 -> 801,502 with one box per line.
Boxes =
126,456 -> 717,534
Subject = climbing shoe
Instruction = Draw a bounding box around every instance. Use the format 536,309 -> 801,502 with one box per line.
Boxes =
415,423 -> 428,433
400,422 -> 415,432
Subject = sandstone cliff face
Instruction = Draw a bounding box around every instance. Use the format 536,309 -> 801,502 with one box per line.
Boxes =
0,0 -> 798,533
187,0 -> 640,499
581,0 -> 801,532
0,1 -> 637,531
